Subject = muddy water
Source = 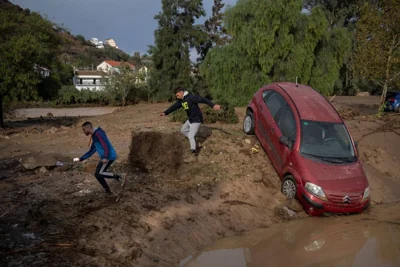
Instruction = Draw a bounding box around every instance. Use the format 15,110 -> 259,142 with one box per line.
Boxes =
180,215 -> 400,267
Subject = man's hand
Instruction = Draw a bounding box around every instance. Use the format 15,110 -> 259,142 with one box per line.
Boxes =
101,159 -> 108,164
213,105 -> 221,111
160,112 -> 166,116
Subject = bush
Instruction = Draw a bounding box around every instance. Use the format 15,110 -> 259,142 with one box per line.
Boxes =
56,85 -> 110,105
170,100 -> 238,124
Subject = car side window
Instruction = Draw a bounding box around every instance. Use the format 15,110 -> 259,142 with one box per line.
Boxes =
262,90 -> 271,101
264,91 -> 287,119
277,106 -> 296,141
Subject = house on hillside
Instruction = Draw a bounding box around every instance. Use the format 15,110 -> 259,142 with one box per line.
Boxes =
137,66 -> 149,83
97,60 -> 135,73
73,70 -> 106,91
90,38 -> 104,49
34,64 -> 50,78
105,38 -> 118,49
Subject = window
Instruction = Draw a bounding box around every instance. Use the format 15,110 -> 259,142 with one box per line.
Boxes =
300,120 -> 355,159
262,90 -> 271,101
79,79 -> 83,85
265,92 -> 287,119
93,79 -> 96,85
277,107 -> 296,140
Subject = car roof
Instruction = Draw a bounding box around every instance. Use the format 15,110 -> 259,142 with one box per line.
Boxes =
273,82 -> 343,123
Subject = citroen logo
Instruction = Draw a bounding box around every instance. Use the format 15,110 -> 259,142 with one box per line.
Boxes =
343,195 -> 351,203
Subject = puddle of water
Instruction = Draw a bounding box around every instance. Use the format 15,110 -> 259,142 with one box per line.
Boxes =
180,217 -> 400,267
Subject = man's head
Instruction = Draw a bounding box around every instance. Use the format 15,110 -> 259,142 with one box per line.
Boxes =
81,121 -> 93,136
175,87 -> 185,100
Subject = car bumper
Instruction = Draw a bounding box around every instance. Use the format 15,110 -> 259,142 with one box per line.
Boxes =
300,191 -> 370,216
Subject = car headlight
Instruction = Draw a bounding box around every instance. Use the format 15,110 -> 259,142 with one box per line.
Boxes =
362,187 -> 370,200
305,182 -> 327,200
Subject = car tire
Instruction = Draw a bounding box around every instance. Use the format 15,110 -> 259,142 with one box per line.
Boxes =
282,175 -> 297,199
395,106 -> 400,113
243,112 -> 255,135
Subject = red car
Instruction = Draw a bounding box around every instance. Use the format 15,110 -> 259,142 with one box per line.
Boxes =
243,82 -> 370,216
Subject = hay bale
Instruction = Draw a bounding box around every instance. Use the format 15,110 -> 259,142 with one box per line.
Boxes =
128,131 -> 183,175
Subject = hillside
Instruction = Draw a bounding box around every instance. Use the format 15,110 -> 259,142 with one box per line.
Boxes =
1,0 -> 131,68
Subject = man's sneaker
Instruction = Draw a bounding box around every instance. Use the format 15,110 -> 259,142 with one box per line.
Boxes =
191,149 -> 197,154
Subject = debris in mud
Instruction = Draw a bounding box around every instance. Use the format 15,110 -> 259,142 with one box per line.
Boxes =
337,108 -> 360,119
21,154 -> 57,170
253,171 -> 264,183
128,131 -> 183,174
275,200 -> 308,221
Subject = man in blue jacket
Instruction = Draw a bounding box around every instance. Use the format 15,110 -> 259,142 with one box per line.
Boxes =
75,121 -> 124,194
160,87 -> 220,154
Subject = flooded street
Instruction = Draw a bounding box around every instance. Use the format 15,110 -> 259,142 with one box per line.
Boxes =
180,205 -> 400,267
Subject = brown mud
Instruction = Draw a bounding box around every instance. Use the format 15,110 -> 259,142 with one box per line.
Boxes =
0,100 -> 399,266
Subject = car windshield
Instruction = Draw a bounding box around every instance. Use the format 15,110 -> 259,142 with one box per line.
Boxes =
300,120 -> 355,161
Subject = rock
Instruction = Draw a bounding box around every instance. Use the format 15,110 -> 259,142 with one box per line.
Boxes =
253,172 -> 263,183
0,135 -> 10,139
46,127 -> 58,134
244,139 -> 252,145
21,154 -> 57,170
275,206 -> 297,221
285,199 -> 304,212
37,166 -> 48,174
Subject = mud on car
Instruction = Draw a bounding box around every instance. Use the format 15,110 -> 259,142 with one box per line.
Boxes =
243,82 -> 370,216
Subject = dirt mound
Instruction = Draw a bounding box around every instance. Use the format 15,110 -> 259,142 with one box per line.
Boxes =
128,131 -> 183,175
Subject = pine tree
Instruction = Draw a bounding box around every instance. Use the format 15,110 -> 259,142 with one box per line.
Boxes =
149,0 -> 205,101
197,0 -> 228,62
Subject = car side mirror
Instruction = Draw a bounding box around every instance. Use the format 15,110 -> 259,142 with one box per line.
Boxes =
280,136 -> 293,149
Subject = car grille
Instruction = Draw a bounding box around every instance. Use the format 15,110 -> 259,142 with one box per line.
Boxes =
328,193 -> 362,204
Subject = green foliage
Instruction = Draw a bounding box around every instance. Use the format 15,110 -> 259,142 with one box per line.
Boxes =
104,64 -> 145,106
56,85 -> 109,105
76,34 -> 86,44
0,7 -> 62,126
201,0 -> 353,105
354,0 -> 400,104
170,100 -> 238,124
149,0 -> 206,101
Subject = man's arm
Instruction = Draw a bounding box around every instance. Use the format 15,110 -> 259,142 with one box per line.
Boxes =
79,143 -> 96,161
95,131 -> 110,160
192,95 -> 221,110
163,101 -> 182,116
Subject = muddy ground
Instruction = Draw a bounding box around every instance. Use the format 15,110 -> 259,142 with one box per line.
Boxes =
0,99 -> 399,266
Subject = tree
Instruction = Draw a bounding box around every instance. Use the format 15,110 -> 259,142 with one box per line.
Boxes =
76,34 -> 86,44
149,0 -> 206,101
0,8 -> 61,127
354,0 -> 400,105
201,0 -> 352,105
104,64 -> 142,106
197,0 -> 228,62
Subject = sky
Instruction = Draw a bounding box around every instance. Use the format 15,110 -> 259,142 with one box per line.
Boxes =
10,0 -> 238,60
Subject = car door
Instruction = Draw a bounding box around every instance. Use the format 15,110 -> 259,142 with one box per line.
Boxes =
273,105 -> 297,174
259,90 -> 287,171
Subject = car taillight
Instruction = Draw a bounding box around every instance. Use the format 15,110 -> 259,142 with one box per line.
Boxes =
388,98 -> 395,102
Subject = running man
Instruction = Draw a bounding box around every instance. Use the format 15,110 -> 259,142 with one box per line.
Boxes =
74,121 -> 125,195
160,87 -> 221,153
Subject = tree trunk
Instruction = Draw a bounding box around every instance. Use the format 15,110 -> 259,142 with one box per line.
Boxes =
122,97 -> 126,107
380,38 -> 395,105
0,95 -> 4,128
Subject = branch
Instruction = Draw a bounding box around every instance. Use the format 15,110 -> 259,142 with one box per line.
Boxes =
389,71 -> 400,82
393,38 -> 400,50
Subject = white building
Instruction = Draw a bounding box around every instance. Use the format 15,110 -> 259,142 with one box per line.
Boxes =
73,70 -> 106,91
105,38 -> 118,49
89,38 -> 104,49
97,60 -> 135,73
137,66 -> 149,83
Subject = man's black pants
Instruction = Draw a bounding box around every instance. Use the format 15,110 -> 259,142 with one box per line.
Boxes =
94,160 -> 120,192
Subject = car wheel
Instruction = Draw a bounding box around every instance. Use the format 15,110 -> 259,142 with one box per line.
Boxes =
282,175 -> 297,199
243,112 -> 255,135
395,106 -> 400,113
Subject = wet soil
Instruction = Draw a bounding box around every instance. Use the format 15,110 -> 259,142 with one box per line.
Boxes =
0,100 -> 400,266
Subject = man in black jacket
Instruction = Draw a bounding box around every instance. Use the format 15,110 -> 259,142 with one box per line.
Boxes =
160,87 -> 220,153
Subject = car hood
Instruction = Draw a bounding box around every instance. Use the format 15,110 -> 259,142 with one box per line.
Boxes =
298,155 -> 368,193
